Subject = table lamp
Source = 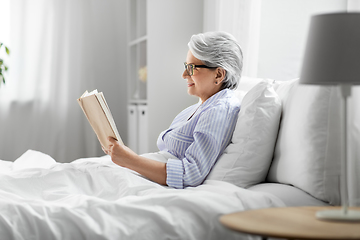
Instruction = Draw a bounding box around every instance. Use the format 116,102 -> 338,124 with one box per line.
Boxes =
300,12 -> 360,221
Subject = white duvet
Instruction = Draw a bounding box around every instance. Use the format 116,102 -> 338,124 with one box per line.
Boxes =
0,150 -> 285,240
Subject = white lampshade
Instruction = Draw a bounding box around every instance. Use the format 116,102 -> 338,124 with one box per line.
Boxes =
300,12 -> 360,85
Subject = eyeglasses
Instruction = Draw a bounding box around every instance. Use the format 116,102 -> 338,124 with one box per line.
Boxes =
184,62 -> 216,76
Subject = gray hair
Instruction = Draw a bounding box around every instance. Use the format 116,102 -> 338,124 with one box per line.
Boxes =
188,31 -> 243,90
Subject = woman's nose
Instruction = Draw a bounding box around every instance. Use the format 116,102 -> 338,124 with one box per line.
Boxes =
182,69 -> 189,79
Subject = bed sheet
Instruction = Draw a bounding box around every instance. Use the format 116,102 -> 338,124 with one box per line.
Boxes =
0,150 -> 285,240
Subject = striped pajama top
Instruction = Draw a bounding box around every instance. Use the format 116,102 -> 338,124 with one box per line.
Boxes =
157,89 -> 240,189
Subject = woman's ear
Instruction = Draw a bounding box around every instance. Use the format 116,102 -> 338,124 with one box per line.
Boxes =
215,68 -> 226,85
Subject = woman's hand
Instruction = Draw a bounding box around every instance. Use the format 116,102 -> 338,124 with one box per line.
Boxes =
106,137 -> 137,168
105,136 -> 167,186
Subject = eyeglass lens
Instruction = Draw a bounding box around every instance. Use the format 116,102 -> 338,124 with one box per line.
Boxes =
184,63 -> 194,76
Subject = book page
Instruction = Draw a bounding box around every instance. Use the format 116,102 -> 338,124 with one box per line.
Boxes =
95,92 -> 123,145
81,89 -> 98,98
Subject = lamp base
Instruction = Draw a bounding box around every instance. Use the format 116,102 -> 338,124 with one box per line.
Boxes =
316,209 -> 360,222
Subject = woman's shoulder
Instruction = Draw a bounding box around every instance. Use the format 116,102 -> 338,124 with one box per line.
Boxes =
223,88 -> 241,105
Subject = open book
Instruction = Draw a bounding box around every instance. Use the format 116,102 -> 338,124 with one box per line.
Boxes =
77,90 -> 123,149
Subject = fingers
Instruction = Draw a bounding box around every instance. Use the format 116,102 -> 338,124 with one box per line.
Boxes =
103,137 -> 118,155
107,136 -> 118,144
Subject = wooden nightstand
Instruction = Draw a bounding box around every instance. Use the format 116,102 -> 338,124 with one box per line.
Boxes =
220,206 -> 360,240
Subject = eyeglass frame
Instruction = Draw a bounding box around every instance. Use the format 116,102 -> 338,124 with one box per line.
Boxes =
184,62 -> 217,76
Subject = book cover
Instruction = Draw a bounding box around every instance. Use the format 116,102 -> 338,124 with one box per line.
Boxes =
77,90 -> 123,149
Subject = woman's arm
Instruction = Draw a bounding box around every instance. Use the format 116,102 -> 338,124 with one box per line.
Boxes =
106,137 -> 167,185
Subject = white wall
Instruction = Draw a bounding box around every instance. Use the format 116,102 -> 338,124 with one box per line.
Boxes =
257,0 -> 347,81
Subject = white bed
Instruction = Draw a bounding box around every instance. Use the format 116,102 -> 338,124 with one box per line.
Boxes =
0,150 -> 285,240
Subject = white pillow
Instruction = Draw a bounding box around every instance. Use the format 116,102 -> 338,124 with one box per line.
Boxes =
267,81 -> 341,205
206,80 -> 282,188
233,76 -> 269,103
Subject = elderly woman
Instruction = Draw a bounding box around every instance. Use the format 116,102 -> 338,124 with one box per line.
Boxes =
105,31 -> 243,189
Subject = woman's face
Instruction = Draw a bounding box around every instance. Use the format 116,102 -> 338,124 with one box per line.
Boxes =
182,50 -> 223,103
